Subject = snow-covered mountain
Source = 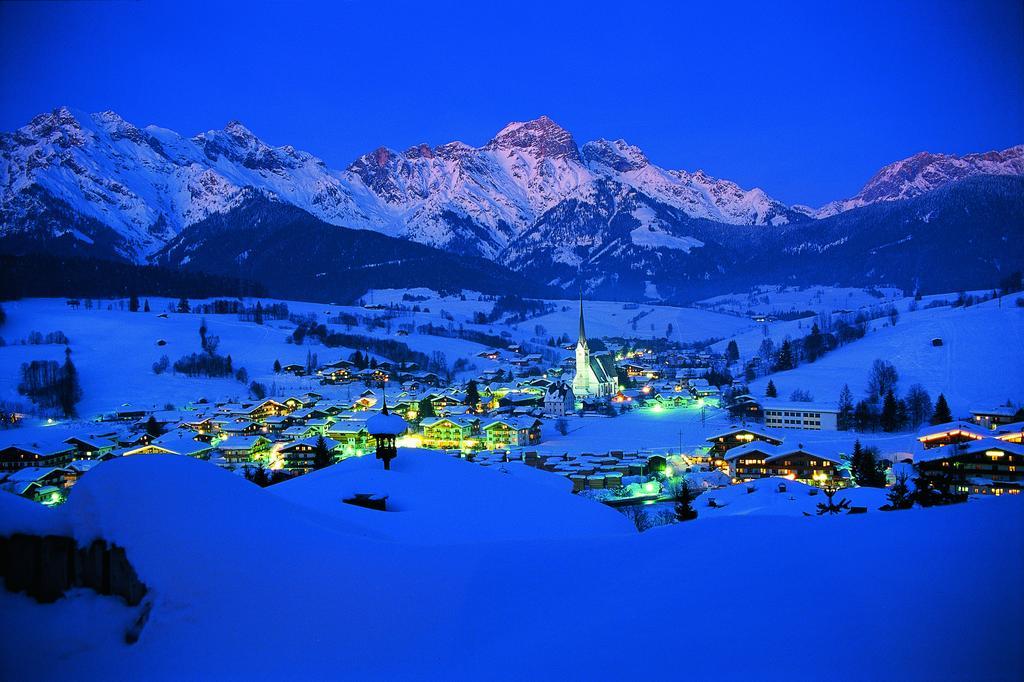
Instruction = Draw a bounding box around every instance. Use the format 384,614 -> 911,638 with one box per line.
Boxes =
816,145 -> 1024,217
0,108 -> 799,262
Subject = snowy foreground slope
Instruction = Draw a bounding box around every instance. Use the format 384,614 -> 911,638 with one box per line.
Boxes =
2,453 -> 1022,681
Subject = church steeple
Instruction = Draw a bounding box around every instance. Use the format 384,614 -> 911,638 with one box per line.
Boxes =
577,291 -> 588,349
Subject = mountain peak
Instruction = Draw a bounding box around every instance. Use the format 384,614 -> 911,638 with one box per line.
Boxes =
486,115 -> 580,161
582,139 -> 649,172
224,120 -> 257,141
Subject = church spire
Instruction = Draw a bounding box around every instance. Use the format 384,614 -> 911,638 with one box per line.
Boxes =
578,290 -> 587,344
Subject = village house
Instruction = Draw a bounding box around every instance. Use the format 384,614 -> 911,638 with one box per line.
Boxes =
995,422 -> 1024,444
420,416 -> 478,449
482,417 -> 542,449
220,421 -> 264,437
281,424 -> 323,441
123,435 -> 214,459
325,421 -> 372,454
969,406 -> 1019,430
0,441 -> 78,471
915,437 -> 1024,496
215,435 -> 272,465
279,436 -> 344,471
706,427 -> 784,456
63,435 -> 116,459
916,421 -> 988,449
762,401 -> 839,431
724,442 -> 839,484
544,381 -> 575,417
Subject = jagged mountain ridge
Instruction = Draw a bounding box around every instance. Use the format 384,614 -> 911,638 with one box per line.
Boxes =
815,145 -> 1024,217
1,108 -> 804,262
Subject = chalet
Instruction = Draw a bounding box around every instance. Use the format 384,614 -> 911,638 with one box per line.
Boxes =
916,421 -> 987,449
180,415 -> 218,438
970,406 -> 1019,430
0,441 -> 77,471
724,443 -> 839,484
544,381 -> 575,417
482,417 -> 542,449
262,415 -> 294,432
216,435 -> 272,465
916,438 -> 1024,495
221,421 -> 263,437
281,363 -> 307,376
995,422 -> 1024,444
282,424 -> 323,441
123,436 -> 214,459
764,447 -> 841,484
65,459 -> 101,485
723,442 -> 779,480
429,393 -> 464,413
326,421 -> 372,454
279,436 -> 344,471
321,366 -> 352,384
283,395 -> 318,409
63,435 -> 116,459
762,401 -> 839,431
1,466 -> 69,490
706,427 -> 784,455
116,431 -> 157,448
421,417 -> 478,449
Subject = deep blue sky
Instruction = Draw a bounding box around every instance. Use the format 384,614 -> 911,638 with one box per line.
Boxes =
1,0 -> 1020,206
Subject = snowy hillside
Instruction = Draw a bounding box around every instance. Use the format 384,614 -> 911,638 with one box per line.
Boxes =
742,296 -> 1024,417
2,453 -> 1021,680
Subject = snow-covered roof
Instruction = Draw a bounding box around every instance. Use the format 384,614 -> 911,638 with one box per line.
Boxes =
281,436 -> 342,452
706,426 -> 781,443
916,421 -> 987,440
916,437 -> 1024,463
722,442 -> 783,461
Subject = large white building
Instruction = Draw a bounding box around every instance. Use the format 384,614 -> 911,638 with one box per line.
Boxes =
762,400 -> 839,431
572,297 -> 618,401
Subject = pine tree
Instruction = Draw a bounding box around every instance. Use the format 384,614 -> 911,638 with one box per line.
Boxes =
313,435 -> 332,469
930,393 -> 953,425
144,299 -> 150,312
726,340 -> 740,365
58,346 -> 82,417
854,399 -> 875,431
804,322 -> 824,362
145,415 -> 164,437
177,296 -> 190,313
837,384 -> 854,430
273,359 -> 282,373
673,481 -> 698,522
880,389 -> 899,432
849,439 -> 886,487
886,472 -> 913,510
465,379 -> 481,409
254,301 -> 264,325
765,380 -> 778,398
418,397 -> 436,419
775,339 -> 795,371
129,293 -> 139,312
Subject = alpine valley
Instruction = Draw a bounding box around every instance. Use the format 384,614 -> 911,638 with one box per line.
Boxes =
1,107 -> 1022,302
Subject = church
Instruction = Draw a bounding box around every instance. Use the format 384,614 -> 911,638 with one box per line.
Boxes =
572,297 -> 618,401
